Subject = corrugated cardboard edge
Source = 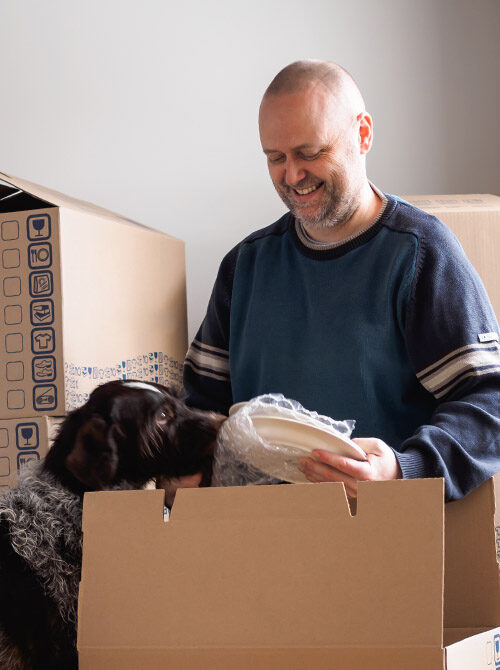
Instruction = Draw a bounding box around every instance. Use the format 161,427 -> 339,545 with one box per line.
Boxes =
0,171 -> 172,236
402,194 -> 500,211
78,646 -> 445,670
79,628 -> 500,670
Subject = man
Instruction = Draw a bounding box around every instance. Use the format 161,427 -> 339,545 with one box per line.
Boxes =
183,60 -> 500,500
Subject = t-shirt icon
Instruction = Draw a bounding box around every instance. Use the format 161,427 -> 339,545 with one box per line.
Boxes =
31,327 -> 55,354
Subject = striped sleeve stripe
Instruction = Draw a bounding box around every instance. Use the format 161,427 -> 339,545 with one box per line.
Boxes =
433,366 -> 500,399
185,340 -> 230,381
183,359 -> 230,382
418,341 -> 498,378
191,339 -> 229,358
417,342 -> 500,398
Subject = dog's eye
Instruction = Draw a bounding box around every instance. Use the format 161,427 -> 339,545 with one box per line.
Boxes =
156,409 -> 172,426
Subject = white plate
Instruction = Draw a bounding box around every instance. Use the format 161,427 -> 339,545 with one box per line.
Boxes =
247,415 -> 366,483
228,401 -> 248,416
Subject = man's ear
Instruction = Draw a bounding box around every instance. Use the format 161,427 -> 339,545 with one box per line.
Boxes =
357,111 -> 374,155
65,415 -> 119,490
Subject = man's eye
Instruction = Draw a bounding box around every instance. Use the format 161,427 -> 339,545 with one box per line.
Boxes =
267,154 -> 285,164
301,153 -> 320,161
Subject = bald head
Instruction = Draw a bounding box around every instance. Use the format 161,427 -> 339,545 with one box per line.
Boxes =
262,60 -> 366,121
258,60 -> 378,237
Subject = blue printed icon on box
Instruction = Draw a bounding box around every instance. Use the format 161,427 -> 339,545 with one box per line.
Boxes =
32,355 -> 56,382
33,384 -> 57,411
16,423 -> 39,450
28,243 -> 52,269
17,451 -> 40,473
27,214 -> 51,241
30,299 -> 54,325
31,327 -> 55,354
495,633 -> 500,667
29,270 -> 53,297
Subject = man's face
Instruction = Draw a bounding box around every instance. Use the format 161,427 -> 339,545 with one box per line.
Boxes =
259,84 -> 365,230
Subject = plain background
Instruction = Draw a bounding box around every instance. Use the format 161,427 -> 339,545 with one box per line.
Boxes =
1,0 -> 499,341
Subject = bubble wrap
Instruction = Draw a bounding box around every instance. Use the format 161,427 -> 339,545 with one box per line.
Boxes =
212,394 -> 355,486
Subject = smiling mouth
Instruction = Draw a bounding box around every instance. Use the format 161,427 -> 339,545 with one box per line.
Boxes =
293,183 -> 323,196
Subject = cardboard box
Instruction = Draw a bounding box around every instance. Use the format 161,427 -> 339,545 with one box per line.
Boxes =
0,172 -> 187,419
0,416 -> 62,489
404,194 -> 500,318
78,476 -> 500,668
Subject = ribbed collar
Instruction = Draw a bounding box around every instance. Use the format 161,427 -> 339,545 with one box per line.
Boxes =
290,186 -> 397,260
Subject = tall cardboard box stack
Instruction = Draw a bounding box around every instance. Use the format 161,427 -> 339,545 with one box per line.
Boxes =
0,172 -> 187,489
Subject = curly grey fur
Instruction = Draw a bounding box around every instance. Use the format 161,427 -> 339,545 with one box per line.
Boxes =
0,462 -> 83,627
0,461 -> 137,633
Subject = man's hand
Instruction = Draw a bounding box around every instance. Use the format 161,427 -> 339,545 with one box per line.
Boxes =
297,438 -> 402,498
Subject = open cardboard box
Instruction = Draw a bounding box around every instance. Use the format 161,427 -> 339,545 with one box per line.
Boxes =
78,475 -> 500,668
0,172 -> 187,419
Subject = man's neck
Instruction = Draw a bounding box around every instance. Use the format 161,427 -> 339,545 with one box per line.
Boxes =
301,181 -> 383,244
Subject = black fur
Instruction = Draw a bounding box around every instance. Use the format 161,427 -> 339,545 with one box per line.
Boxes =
0,379 -> 223,669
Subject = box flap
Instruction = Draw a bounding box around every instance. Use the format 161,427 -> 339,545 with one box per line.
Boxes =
0,178 -> 54,212
170,481 -> 352,522
444,476 -> 500,628
79,479 -> 445,652
0,171 -> 153,229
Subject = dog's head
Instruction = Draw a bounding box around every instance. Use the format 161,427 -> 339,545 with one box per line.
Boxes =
43,380 -> 224,494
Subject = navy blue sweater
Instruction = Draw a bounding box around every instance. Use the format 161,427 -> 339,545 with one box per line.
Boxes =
184,194 -> 500,500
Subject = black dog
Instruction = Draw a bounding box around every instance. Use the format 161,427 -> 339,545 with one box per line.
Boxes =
0,379 -> 223,670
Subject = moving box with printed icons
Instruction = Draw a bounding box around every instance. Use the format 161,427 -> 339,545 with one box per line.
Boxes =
0,172 -> 188,426
78,476 -> 500,669
0,416 -> 62,489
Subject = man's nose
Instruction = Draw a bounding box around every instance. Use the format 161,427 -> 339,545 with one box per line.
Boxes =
284,159 -> 307,187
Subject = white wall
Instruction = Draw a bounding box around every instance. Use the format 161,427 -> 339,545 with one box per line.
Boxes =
1,0 -> 499,340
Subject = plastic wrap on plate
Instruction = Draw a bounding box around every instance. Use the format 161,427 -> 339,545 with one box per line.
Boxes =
212,394 -> 356,486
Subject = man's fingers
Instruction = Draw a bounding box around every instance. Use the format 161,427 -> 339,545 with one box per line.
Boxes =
297,437 -> 400,497
311,450 -> 371,479
298,456 -> 359,496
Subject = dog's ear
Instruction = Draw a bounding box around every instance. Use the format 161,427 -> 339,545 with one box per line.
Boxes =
64,415 -> 119,490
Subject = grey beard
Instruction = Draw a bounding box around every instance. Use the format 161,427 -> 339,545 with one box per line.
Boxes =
298,213 -> 347,230
278,187 -> 357,230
